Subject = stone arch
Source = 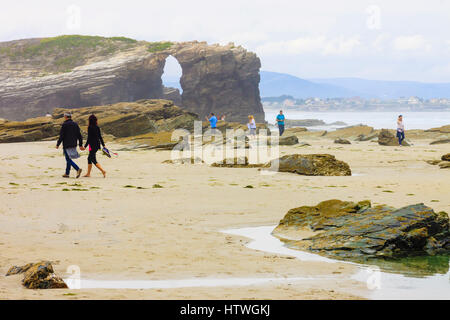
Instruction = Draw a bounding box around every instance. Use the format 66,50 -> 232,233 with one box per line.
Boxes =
0,40 -> 265,123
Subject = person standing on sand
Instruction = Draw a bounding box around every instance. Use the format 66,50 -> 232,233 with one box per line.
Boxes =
83,114 -> 107,178
206,113 -> 218,133
397,115 -> 405,146
276,110 -> 285,136
56,112 -> 84,178
247,115 -> 257,137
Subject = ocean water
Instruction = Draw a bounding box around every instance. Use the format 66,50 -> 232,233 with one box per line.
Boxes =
264,111 -> 450,131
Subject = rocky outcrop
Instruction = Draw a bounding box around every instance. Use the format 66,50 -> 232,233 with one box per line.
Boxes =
278,135 -> 299,146
325,125 -> 374,140
0,117 -> 60,143
6,261 -> 68,289
0,99 -> 198,143
430,139 -> 450,145
285,119 -> 325,127
265,154 -> 351,176
0,36 -> 264,123
211,156 -> 264,168
334,138 -> 351,145
378,129 -> 410,146
273,200 -> 450,266
425,125 -> 450,134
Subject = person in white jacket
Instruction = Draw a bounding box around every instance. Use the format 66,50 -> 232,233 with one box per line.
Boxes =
247,115 -> 257,137
397,115 -> 405,146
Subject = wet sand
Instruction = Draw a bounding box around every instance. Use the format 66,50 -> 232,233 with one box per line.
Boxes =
0,138 -> 449,299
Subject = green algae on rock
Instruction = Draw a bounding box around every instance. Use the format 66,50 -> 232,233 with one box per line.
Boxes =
265,154 -> 352,176
273,200 -> 450,268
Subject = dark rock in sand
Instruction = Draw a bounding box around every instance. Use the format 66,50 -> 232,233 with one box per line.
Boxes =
442,154 -> 450,162
7,261 -> 68,289
334,138 -> 351,145
430,139 -> 450,145
273,200 -> 450,262
378,129 -> 410,146
355,133 -> 378,141
211,156 -> 264,168
278,135 -> 299,146
264,154 -> 351,176
439,162 -> 450,169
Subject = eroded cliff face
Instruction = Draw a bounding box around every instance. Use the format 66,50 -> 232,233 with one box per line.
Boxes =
0,36 -> 264,123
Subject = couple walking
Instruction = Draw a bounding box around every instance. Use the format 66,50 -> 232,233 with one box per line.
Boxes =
56,112 -> 106,178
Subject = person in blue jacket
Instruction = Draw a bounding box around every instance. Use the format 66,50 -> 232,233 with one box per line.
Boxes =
276,110 -> 285,136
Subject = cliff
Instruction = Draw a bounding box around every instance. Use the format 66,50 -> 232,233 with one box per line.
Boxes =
0,35 -> 264,123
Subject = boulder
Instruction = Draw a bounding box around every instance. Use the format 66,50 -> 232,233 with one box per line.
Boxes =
6,261 -> 68,289
273,200 -> 450,263
278,135 -> 299,146
378,129 -> 410,146
334,138 -> 351,145
442,154 -> 450,162
265,154 -> 351,176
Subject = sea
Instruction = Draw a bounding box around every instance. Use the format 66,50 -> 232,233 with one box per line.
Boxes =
264,111 -> 450,131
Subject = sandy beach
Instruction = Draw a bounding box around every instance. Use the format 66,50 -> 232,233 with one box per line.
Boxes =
0,136 -> 449,300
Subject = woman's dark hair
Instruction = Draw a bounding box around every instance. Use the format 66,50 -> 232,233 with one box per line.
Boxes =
88,114 -> 98,127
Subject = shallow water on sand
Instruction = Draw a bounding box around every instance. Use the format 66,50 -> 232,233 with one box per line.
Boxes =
223,226 -> 450,300
67,226 -> 449,299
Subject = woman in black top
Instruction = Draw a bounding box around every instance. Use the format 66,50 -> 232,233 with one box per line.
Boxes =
83,114 -> 106,178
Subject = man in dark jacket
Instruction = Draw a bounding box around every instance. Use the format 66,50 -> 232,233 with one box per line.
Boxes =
56,112 -> 85,178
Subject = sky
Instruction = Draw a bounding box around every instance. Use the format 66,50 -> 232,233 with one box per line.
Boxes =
1,0 -> 450,82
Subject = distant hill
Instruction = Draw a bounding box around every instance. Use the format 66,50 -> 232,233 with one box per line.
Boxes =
309,78 -> 450,99
259,71 -> 357,99
259,71 -> 450,99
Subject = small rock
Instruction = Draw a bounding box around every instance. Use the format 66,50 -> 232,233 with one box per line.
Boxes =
334,138 -> 351,145
7,261 -> 68,289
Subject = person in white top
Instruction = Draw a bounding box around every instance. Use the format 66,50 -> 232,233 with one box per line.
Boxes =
247,115 -> 257,137
397,115 -> 405,146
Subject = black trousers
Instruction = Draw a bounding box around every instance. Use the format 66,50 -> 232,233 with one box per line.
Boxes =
88,149 -> 98,165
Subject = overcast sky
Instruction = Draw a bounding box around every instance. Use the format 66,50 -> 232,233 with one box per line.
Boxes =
2,0 -> 450,82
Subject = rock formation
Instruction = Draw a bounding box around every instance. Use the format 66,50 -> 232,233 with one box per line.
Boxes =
334,138 -> 351,144
0,99 -> 198,143
0,36 -> 264,123
277,135 -> 299,146
285,119 -> 326,127
378,129 -> 410,146
6,261 -> 68,289
272,200 -> 450,272
265,154 -> 351,176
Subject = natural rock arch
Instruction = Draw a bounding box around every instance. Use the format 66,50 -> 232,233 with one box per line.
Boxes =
0,39 -> 264,123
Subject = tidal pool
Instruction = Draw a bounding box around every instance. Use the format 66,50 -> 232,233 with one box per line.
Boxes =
222,225 -> 450,300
